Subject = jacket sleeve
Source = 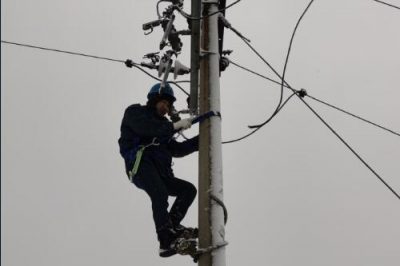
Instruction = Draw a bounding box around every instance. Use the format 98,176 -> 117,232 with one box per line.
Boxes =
168,135 -> 199,158
123,105 -> 174,138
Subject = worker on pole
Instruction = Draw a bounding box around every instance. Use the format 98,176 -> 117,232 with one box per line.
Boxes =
118,83 -> 199,257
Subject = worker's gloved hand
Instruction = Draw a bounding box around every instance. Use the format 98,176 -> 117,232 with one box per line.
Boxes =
173,117 -> 193,131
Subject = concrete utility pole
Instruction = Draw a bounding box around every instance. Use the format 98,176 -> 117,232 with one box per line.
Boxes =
198,1 -> 226,266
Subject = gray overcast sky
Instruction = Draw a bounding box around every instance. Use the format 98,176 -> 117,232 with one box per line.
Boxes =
2,0 -> 400,265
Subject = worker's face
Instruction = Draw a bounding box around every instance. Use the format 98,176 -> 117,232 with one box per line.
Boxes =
155,99 -> 171,117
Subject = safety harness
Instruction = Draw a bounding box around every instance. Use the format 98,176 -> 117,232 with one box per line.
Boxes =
128,137 -> 160,181
127,110 -> 221,181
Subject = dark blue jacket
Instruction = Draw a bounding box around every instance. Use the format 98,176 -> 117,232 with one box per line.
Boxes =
118,104 -> 199,178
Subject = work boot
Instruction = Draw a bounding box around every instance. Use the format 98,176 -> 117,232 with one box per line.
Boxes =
158,227 -> 179,258
174,224 -> 199,239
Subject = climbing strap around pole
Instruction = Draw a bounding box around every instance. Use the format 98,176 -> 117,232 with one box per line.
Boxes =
191,241 -> 229,262
128,138 -> 160,181
197,241 -> 229,255
210,194 -> 228,225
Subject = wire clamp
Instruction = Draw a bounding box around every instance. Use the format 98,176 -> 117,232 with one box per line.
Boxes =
219,14 -> 251,42
297,88 -> 308,98
125,59 -> 134,68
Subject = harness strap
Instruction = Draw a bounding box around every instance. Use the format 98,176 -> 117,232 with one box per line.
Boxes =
128,146 -> 145,180
128,138 -> 160,181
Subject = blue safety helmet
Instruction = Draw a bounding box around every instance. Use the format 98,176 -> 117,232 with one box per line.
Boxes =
147,83 -> 176,104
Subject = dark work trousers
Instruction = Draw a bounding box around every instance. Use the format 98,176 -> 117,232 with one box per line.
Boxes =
129,156 -> 197,238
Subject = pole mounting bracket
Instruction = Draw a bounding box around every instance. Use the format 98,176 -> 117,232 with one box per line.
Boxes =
199,49 -> 218,59
202,0 -> 219,4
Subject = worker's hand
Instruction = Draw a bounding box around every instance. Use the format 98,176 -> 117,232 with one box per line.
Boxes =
173,117 -> 193,131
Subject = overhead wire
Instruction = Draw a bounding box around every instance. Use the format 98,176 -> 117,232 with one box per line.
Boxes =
248,0 -> 315,130
220,49 -> 292,143
306,95 -> 400,137
298,96 -> 400,200
156,0 -> 167,19
236,55 -> 400,202
228,0 -> 400,138
227,0 -> 315,136
231,31 -> 300,141
228,0 -> 400,200
229,59 -> 400,138
222,92 -> 297,144
1,40 -> 190,96
228,59 -> 290,88
278,0 -> 315,115
222,0 -> 315,143
372,0 -> 400,10
1,40 -> 126,63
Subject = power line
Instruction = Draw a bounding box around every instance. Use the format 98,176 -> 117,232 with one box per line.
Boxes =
1,40 -> 190,95
278,0 -> 315,119
306,95 -> 400,137
234,41 -> 400,199
274,66 -> 399,201
1,40 -> 126,63
228,59 -> 289,87
372,0 -> 400,10
216,0 -> 313,144
239,0 -> 315,130
299,96 -> 400,201
230,47 -> 400,200
156,0 -> 167,19
229,59 -> 400,138
228,0 -> 399,140
230,35 -> 288,131
222,92 -> 297,144
227,2 -> 400,200
233,31 -> 305,131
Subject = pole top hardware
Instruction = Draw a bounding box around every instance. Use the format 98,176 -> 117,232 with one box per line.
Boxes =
142,18 -> 167,35
219,13 -> 251,42
220,57 -> 229,71
143,52 -> 160,64
162,0 -> 184,8
221,49 -> 233,56
220,50 -> 232,72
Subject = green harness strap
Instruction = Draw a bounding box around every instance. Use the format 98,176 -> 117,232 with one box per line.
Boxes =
128,138 -> 160,181
128,146 -> 145,180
